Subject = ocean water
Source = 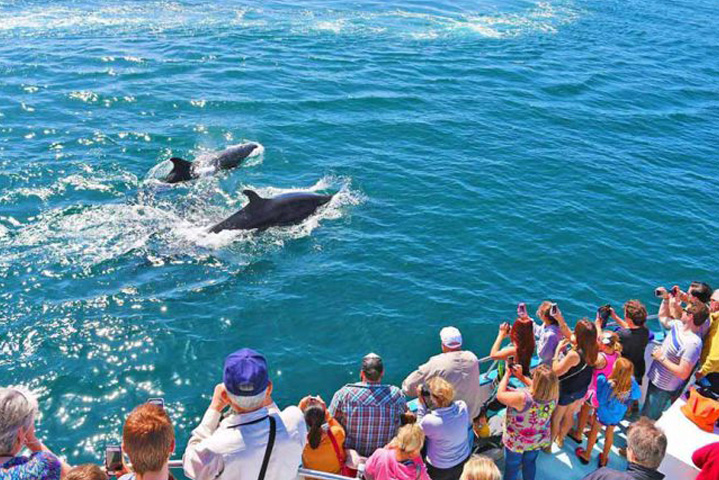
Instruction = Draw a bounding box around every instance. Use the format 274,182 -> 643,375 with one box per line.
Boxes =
0,0 -> 718,466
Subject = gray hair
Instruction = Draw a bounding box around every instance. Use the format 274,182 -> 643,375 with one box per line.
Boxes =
627,417 -> 667,469
0,387 -> 39,454
226,388 -> 267,412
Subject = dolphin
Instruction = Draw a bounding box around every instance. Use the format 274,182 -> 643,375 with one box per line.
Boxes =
209,189 -> 334,233
163,142 -> 260,184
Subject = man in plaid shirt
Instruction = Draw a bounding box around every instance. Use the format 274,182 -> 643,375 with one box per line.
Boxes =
328,353 -> 408,457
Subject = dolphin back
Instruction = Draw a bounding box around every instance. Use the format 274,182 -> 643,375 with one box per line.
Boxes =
164,157 -> 195,184
214,143 -> 259,170
209,190 -> 334,234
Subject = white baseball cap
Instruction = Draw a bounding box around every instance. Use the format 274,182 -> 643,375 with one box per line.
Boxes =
440,326 -> 463,348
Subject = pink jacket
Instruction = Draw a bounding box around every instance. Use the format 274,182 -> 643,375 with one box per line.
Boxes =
365,448 -> 431,480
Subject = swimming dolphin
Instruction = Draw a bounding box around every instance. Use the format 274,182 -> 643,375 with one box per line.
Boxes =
209,189 -> 334,233
163,142 -> 260,184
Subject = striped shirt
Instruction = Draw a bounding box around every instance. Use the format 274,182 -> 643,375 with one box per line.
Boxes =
648,320 -> 702,392
328,382 -> 407,457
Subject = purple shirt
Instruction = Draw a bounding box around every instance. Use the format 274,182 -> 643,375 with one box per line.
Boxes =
534,323 -> 562,366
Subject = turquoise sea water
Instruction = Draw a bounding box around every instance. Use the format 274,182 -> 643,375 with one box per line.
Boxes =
0,0 -> 718,465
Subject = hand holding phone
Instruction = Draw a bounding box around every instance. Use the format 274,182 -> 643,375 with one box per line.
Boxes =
549,303 -> 559,317
517,303 -> 528,318
499,322 -> 511,336
105,445 -> 123,474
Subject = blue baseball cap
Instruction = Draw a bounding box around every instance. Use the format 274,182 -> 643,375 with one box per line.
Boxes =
223,348 -> 269,397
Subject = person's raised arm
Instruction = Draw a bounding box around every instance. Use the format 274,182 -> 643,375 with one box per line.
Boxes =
554,307 -> 573,340
402,361 -> 429,398
510,364 -> 532,387
22,431 -> 72,479
610,307 -> 629,329
490,323 -> 515,360
496,363 -> 527,411
183,384 -> 228,480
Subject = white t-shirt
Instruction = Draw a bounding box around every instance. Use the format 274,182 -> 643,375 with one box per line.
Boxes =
648,320 -> 702,392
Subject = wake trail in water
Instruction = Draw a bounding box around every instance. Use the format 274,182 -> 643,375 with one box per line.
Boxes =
0,171 -> 362,275
0,0 -> 580,40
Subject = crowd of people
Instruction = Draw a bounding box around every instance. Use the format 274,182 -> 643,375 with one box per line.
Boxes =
2,282 -> 719,480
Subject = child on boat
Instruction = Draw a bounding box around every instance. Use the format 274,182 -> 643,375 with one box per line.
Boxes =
575,358 -> 641,467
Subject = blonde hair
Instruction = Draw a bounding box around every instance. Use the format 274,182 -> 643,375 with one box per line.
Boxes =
530,365 -> 559,403
389,424 -> 425,456
428,376 -> 455,408
609,357 -> 634,401
601,332 -> 622,355
460,455 -> 501,480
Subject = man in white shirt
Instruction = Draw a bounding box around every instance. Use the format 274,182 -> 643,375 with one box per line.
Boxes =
183,348 -> 306,480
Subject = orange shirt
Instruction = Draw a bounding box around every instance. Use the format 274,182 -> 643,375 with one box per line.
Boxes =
302,417 -> 346,474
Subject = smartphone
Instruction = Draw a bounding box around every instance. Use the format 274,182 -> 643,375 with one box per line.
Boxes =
105,445 -> 122,474
598,305 -> 612,327
550,303 -> 558,317
147,398 -> 165,409
654,288 -> 664,298
517,302 -> 528,317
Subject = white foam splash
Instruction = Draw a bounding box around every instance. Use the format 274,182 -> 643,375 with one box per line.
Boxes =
0,2 -> 580,40
145,141 -> 265,182
196,175 -> 364,250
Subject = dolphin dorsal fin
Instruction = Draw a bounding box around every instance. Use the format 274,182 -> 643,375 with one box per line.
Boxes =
243,189 -> 266,205
170,157 -> 192,172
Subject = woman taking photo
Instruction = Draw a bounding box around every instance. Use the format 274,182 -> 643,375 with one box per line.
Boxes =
0,386 -> 70,480
551,319 -> 599,448
490,310 -> 536,378
417,377 -> 471,480
497,364 -> 558,480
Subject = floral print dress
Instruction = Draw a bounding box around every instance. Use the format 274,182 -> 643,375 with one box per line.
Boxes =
0,452 -> 61,480
503,391 -> 556,453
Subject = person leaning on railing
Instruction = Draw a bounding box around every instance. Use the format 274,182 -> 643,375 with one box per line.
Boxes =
401,327 -> 482,425
363,424 -> 431,480
182,348 -> 306,480
0,386 -> 71,480
416,377 -> 471,480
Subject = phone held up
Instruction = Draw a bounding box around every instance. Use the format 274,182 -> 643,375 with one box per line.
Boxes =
517,302 -> 528,318
105,445 -> 123,474
550,303 -> 559,317
598,305 -> 612,328
147,398 -> 165,409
